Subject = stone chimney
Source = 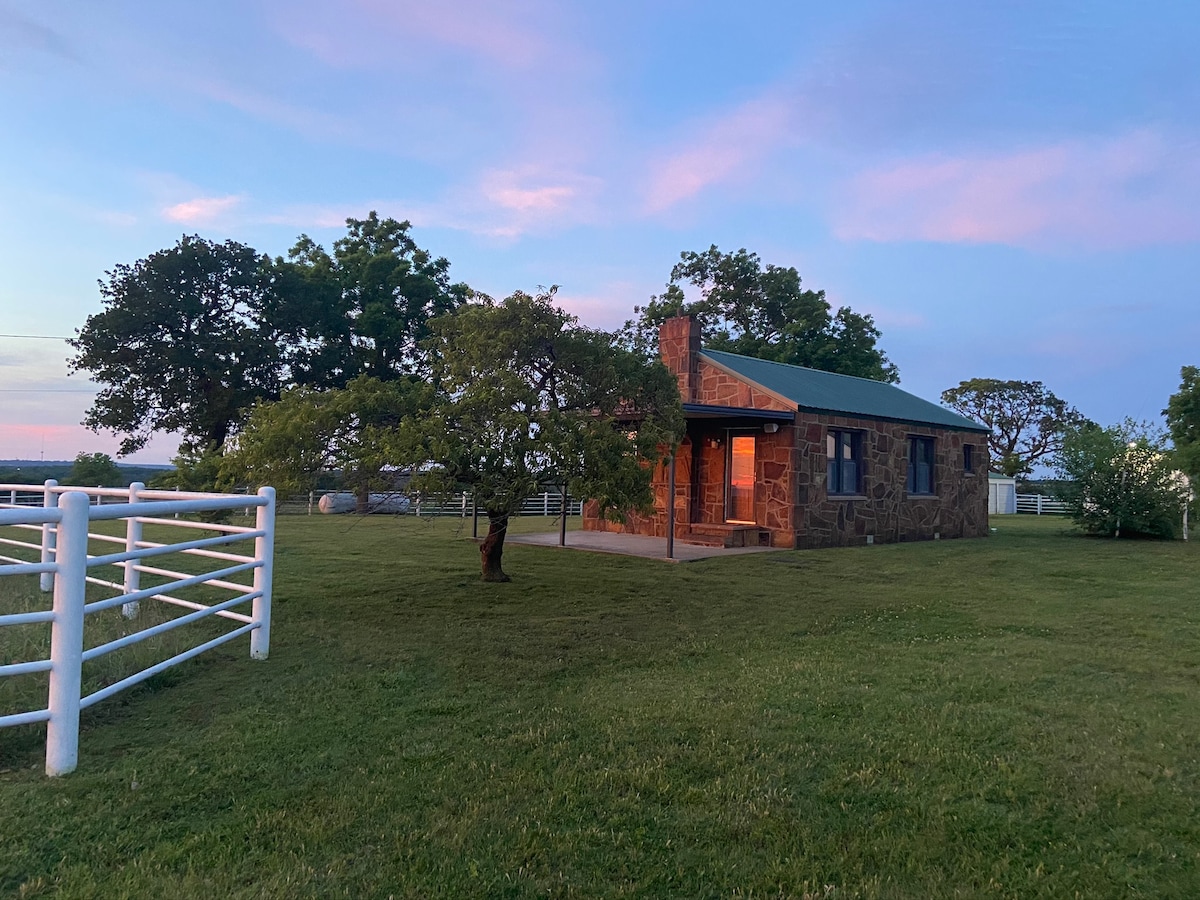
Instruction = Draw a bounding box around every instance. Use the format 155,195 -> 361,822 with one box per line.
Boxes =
658,315 -> 701,404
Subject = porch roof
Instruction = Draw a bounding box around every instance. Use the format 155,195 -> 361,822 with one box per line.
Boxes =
681,402 -> 795,422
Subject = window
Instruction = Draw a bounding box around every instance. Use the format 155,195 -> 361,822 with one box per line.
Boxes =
908,436 -> 935,495
827,429 -> 863,495
963,444 -> 974,474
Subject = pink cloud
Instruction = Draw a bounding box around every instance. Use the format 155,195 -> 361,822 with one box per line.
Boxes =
643,96 -> 796,214
404,167 -> 603,239
835,130 -> 1200,249
190,76 -> 357,141
162,195 -> 243,224
272,0 -> 576,75
358,0 -> 547,69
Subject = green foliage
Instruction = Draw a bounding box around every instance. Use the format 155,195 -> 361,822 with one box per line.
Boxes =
70,215 -> 469,461
624,245 -> 898,382
422,289 -> 683,518
63,452 -> 122,487
223,375 -> 434,506
1055,419 -> 1191,539
942,378 -> 1088,476
68,236 -> 288,455
283,212 -> 471,383
1165,365 -> 1200,483
419,289 -> 682,579
149,444 -> 229,493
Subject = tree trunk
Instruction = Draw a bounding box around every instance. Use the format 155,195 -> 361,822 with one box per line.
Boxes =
356,483 -> 369,515
480,514 -> 511,582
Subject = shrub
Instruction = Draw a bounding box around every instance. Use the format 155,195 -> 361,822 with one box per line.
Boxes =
1055,420 -> 1191,539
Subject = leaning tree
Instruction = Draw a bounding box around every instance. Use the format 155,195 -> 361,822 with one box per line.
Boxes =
419,289 -> 683,582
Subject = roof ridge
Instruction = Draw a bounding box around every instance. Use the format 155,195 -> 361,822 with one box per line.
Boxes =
700,347 -> 896,386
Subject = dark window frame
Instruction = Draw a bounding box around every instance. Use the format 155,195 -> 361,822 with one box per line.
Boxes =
907,435 -> 935,495
827,429 -> 864,496
963,443 -> 974,474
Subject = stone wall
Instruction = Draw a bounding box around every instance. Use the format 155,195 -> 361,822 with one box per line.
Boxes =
791,413 -> 989,548
693,357 -> 794,413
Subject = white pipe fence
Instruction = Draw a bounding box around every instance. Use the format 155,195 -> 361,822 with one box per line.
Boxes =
0,481 -> 275,776
291,489 -> 583,517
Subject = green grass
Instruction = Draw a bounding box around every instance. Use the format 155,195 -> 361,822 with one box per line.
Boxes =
2,514 -> 1199,898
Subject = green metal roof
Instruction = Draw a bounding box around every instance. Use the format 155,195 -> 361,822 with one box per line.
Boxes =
700,349 -> 989,433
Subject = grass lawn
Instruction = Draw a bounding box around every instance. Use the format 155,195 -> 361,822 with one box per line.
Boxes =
2,514 -> 1199,898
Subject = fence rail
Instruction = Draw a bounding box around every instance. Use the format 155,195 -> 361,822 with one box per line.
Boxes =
1015,493 -> 1070,515
0,480 -> 275,776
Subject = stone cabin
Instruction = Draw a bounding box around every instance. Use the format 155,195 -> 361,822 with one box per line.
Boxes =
583,316 -> 991,549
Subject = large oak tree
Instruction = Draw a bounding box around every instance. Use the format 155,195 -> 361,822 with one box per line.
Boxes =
624,245 -> 898,383
69,236 -> 288,455
282,212 -> 471,384
941,378 -> 1088,476
69,214 -> 469,461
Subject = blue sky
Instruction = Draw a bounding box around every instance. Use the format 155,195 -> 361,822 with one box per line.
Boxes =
2,0 -> 1198,463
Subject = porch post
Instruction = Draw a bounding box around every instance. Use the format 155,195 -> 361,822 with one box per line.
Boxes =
667,452 -> 676,560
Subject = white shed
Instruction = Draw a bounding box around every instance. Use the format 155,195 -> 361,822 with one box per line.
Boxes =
988,473 -> 1017,515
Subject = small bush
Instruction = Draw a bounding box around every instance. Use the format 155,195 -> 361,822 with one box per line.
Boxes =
1055,420 -> 1191,539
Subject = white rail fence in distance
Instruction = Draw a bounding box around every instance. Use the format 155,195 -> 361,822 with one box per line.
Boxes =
1015,493 -> 1070,515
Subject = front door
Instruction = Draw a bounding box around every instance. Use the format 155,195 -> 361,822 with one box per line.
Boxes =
726,434 -> 756,523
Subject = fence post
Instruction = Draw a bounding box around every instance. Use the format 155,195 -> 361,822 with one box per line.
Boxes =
250,487 -> 276,661
461,493 -> 467,517
1037,494 -> 1044,515
308,490 -> 314,516
45,491 -> 89,777
559,487 -> 567,547
122,482 -> 144,619
544,492 -> 550,516
40,480 -> 58,592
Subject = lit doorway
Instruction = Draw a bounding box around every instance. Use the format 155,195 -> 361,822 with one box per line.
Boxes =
726,434 -> 756,523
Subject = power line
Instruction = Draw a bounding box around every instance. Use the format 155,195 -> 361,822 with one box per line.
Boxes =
0,334 -> 72,340
0,389 -> 97,393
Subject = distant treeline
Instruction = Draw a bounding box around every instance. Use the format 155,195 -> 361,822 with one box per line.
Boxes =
0,461 -> 173,487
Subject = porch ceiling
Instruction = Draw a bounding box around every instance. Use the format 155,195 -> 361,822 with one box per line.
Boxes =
682,403 -> 795,428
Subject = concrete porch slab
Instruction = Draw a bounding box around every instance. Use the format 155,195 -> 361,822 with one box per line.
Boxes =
505,531 -> 782,562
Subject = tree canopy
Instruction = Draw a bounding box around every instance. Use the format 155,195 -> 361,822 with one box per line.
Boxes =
65,452 -> 122,487
282,212 -> 471,383
1164,365 -> 1200,483
68,236 -> 287,455
418,289 -> 683,581
69,215 -> 469,463
624,245 -> 898,383
941,378 -> 1088,476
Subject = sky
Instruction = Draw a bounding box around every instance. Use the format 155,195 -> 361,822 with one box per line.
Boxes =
1,0 -> 1198,464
